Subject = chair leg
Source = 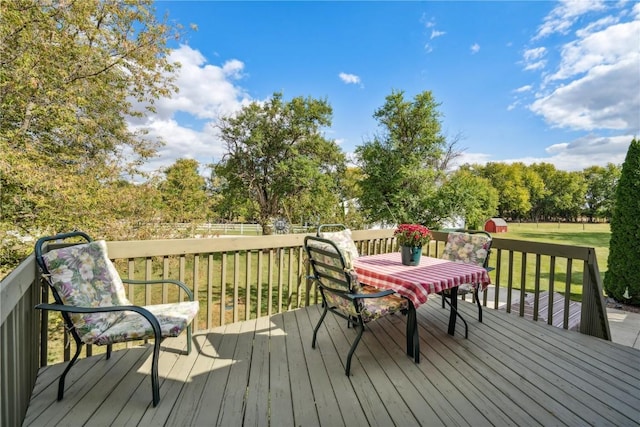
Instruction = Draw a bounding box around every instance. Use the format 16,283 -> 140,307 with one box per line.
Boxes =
151,336 -> 161,407
106,344 -> 112,359
474,288 -> 483,323
345,321 -> 365,376
312,305 -> 329,349
58,339 -> 83,401
186,324 -> 193,354
441,293 -> 445,309
443,297 -> 469,339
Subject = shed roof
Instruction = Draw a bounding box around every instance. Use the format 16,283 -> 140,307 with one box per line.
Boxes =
487,218 -> 508,226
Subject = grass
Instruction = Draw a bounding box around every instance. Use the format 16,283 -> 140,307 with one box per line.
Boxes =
497,221 -> 610,269
485,221 -> 610,303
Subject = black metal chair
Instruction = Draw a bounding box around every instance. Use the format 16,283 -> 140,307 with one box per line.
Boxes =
305,236 -> 419,375
34,231 -> 199,407
438,230 -> 493,337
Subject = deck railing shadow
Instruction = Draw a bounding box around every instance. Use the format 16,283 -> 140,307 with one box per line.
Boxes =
1,228 -> 611,426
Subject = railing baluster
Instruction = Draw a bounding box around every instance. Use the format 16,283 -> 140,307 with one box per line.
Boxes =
549,256 -> 556,327
220,252 -> 227,326
257,251 -> 264,318
162,256 -> 169,304
207,254 -> 214,330
277,248 -> 284,314
245,251 -> 251,321
268,249 -> 274,317
564,258 -> 573,329
533,254 -> 541,322
233,251 -> 240,323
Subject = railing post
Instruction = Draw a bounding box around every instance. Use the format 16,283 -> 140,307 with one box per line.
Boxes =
580,249 -> 611,340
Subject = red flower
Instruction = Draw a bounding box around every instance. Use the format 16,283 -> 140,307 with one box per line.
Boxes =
394,224 -> 432,247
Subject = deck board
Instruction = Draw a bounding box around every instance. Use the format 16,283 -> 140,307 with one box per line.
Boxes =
23,299 -> 640,426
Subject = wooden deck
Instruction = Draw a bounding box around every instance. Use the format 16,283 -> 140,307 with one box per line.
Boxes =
24,299 -> 640,426
508,291 -> 582,331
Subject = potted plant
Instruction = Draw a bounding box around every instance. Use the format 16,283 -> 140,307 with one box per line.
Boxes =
394,224 -> 432,266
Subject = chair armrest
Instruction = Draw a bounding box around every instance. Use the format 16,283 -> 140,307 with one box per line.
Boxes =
122,278 -> 195,301
485,267 -> 495,273
35,303 -> 162,339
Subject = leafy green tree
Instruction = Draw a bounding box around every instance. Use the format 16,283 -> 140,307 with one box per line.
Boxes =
521,166 -> 548,222
435,167 -> 499,229
214,92 -> 345,234
0,0 -> 184,272
529,163 -> 586,222
604,139 -> 640,305
159,159 -> 208,222
479,163 -> 531,220
356,90 -> 447,226
583,164 -> 621,222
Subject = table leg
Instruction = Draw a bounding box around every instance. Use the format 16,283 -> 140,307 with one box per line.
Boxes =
447,286 -> 458,335
405,302 -> 419,363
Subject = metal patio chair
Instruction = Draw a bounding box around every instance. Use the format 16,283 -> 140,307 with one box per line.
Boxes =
34,231 -> 200,407
438,230 -> 493,336
305,236 -> 419,375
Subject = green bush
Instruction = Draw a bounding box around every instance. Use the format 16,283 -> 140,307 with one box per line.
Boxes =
604,138 -> 640,305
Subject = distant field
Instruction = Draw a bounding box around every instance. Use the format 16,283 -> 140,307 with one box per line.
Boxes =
495,221 -> 611,272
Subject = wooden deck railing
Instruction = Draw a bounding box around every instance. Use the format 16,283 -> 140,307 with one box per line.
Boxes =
0,229 -> 611,426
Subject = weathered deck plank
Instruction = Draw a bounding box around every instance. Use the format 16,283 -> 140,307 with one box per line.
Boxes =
23,299 -> 640,426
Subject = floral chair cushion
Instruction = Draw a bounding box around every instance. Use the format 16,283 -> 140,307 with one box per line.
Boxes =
42,240 -> 199,346
86,301 -> 201,346
318,228 -> 359,269
42,240 -> 131,343
441,232 -> 491,291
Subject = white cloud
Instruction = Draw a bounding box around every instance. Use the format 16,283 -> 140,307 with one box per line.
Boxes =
522,47 -> 547,71
548,20 -> 639,81
534,57 -> 640,131
339,72 -> 362,85
128,44 -> 254,174
470,43 -> 480,54
155,45 -> 251,120
457,134 -> 631,171
521,1 -> 639,164
534,0 -> 607,40
431,29 -> 446,39
540,134 -> 632,169
424,43 -> 433,53
514,85 -> 533,93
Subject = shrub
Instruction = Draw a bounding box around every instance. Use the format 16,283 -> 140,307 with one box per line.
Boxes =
604,138 -> 640,305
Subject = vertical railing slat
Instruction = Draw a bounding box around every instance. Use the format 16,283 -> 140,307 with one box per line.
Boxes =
207,254 -> 214,330
220,252 -> 227,326
245,251 -> 251,321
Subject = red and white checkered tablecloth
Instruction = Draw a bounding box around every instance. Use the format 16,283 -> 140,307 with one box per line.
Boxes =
353,252 -> 491,309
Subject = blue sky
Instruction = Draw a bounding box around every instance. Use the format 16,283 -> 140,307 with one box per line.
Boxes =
134,1 -> 640,174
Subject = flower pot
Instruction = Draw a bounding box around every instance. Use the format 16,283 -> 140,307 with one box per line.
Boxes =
401,245 -> 422,266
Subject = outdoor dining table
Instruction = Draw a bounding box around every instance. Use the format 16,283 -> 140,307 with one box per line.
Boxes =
353,252 -> 492,337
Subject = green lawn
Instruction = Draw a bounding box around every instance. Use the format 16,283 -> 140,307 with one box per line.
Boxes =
488,221 -> 611,302
497,221 -> 610,270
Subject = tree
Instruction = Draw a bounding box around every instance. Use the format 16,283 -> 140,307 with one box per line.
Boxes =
1,0 -> 184,271
479,163 -> 531,220
214,92 -> 345,234
159,159 -> 208,223
583,164 -> 621,222
356,90 -> 447,226
604,138 -> 640,305
436,167 -> 499,229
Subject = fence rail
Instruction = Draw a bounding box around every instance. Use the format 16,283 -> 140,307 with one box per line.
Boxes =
1,228 -> 610,426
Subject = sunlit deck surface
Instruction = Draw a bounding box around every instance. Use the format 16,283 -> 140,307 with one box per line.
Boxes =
24,299 -> 640,426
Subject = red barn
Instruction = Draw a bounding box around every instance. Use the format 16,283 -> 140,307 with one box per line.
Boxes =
485,218 -> 508,233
